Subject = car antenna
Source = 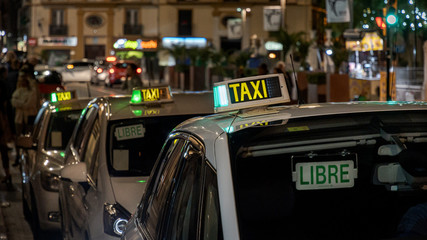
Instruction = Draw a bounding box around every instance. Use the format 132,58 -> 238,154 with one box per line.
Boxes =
290,54 -> 304,106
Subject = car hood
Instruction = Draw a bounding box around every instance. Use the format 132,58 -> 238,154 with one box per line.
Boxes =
110,176 -> 149,213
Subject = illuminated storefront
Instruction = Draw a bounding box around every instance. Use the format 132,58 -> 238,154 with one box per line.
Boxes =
113,38 -> 158,61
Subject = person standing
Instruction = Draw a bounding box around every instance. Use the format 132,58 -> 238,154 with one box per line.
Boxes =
122,63 -> 143,93
0,66 -> 13,184
11,72 -> 38,139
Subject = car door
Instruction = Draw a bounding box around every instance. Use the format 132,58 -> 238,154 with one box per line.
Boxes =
136,133 -> 222,240
81,117 -> 103,239
21,107 -> 48,211
62,105 -> 99,239
161,135 -> 223,240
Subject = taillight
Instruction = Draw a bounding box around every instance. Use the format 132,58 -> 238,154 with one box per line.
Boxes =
136,68 -> 142,74
97,68 -> 103,74
109,68 -> 114,74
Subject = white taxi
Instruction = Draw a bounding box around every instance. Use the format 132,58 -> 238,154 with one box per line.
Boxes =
16,91 -> 90,240
58,86 -> 214,240
122,74 -> 427,240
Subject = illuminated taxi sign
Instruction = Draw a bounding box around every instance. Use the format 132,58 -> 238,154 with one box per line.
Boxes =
213,74 -> 290,113
50,91 -> 75,103
130,86 -> 173,105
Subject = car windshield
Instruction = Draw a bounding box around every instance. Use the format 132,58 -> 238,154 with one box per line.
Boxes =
69,62 -> 92,67
35,70 -> 62,84
228,110 -> 427,240
45,110 -> 81,150
107,115 -> 199,177
114,63 -> 130,69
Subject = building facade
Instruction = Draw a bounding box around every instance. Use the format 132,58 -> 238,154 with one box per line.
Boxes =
22,0 -> 312,65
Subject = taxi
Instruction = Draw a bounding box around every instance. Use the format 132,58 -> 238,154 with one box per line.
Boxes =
16,91 -> 90,239
122,74 -> 427,240
58,86 -> 214,240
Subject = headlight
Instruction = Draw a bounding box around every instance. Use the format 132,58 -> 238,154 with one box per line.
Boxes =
103,203 -> 131,237
40,171 -> 60,192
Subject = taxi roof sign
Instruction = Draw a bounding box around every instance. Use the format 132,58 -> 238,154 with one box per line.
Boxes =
213,74 -> 290,113
50,91 -> 76,103
130,86 -> 173,105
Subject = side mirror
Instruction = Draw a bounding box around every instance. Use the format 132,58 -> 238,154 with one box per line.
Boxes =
61,162 -> 87,183
16,136 -> 36,149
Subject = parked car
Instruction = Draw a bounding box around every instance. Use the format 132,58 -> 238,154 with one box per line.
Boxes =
59,86 -> 214,239
105,60 -> 141,87
34,65 -> 65,102
61,59 -> 95,83
16,92 -> 90,240
122,74 -> 427,240
91,57 -> 115,85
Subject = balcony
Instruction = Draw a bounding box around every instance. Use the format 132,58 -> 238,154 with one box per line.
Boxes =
124,24 -> 142,35
49,25 -> 68,36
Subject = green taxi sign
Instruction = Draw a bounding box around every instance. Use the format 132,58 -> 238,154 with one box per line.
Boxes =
50,91 -> 75,103
213,74 -> 290,113
130,86 -> 173,105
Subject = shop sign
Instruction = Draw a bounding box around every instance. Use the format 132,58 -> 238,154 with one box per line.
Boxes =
326,0 -> 350,23
38,37 -> 78,47
113,38 -> 158,50
263,6 -> 281,31
265,41 -> 283,51
345,32 -> 383,52
28,38 -> 37,46
162,37 -> 207,49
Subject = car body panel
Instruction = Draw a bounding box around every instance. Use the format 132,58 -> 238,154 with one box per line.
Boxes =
20,98 -> 90,233
110,177 -> 149,212
61,60 -> 95,83
106,61 -> 136,85
123,101 -> 427,240
60,92 -> 214,240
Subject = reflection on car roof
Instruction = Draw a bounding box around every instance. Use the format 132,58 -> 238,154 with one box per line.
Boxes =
101,92 -> 214,121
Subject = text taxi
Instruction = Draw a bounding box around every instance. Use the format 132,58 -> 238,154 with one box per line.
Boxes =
58,86 -> 214,240
16,91 -> 90,240
122,74 -> 427,240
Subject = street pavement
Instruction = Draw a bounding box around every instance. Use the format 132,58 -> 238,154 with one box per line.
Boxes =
0,147 -> 33,240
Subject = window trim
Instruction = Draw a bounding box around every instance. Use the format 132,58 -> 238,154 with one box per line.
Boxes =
138,132 -> 206,239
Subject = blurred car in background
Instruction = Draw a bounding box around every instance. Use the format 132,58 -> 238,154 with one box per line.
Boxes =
34,65 -> 65,102
105,60 -> 141,87
91,56 -> 116,85
61,59 -> 95,83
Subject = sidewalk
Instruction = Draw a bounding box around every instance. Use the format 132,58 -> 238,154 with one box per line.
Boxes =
0,144 -> 33,240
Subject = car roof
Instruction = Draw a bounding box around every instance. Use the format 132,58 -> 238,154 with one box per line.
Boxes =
45,98 -> 92,111
173,101 -> 427,168
93,91 -> 214,121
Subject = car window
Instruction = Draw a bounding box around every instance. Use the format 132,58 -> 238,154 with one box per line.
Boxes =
114,63 -> 129,69
107,115 -> 201,177
229,111 -> 427,240
142,137 -> 186,239
32,108 -> 48,141
164,141 -> 203,239
83,117 -> 100,185
201,162 -> 222,240
73,106 -> 98,156
70,62 -> 92,67
44,110 -> 81,150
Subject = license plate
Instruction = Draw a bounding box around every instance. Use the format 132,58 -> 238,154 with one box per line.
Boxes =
295,160 -> 355,190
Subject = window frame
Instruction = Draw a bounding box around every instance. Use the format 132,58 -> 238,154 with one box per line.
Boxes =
161,137 -> 205,239
51,9 -> 65,26
70,105 -> 99,159
140,135 -> 187,239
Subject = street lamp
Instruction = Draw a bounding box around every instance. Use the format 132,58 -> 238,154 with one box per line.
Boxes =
237,8 -> 251,50
385,0 -> 398,101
